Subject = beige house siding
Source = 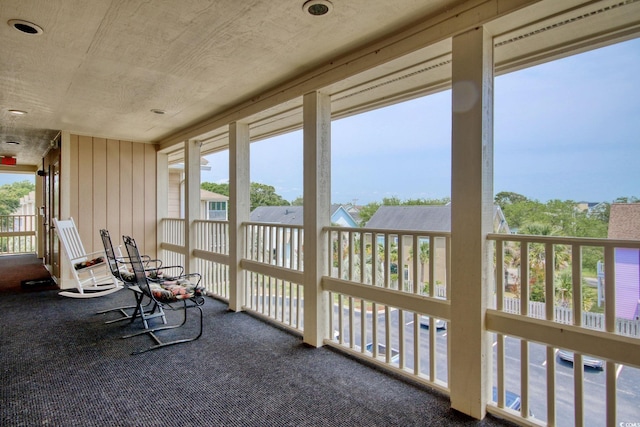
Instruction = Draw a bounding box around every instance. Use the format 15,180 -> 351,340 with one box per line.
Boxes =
168,170 -> 182,218
67,134 -> 157,260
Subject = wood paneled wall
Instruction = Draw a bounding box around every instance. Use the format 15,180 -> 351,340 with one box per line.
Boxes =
68,134 -> 157,258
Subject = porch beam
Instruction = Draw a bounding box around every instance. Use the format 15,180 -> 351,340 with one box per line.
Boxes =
303,91 -> 331,348
184,140 -> 201,274
229,121 -> 250,312
449,26 -> 494,419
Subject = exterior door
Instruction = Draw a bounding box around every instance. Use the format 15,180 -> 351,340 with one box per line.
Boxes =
43,139 -> 61,280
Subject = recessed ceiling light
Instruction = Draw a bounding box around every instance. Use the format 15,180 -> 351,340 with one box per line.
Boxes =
151,109 -> 166,115
8,109 -> 27,115
302,0 -> 333,16
7,19 -> 43,35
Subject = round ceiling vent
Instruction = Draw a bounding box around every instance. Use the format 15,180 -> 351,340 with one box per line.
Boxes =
8,19 -> 43,35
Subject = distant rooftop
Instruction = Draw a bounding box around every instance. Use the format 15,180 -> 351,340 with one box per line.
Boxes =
365,205 -> 508,233
608,203 -> 640,240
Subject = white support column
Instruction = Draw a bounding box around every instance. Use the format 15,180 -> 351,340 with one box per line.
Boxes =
156,152 -> 169,259
58,131 -> 73,288
184,140 -> 201,274
449,26 -> 494,419
229,121 -> 250,312
303,91 -> 331,347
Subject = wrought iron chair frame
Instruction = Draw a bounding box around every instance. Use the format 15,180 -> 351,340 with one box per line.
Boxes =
121,235 -> 205,355
96,229 -> 166,327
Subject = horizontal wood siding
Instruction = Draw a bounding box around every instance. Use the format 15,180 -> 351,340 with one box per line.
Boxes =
615,248 -> 640,320
68,134 -> 157,258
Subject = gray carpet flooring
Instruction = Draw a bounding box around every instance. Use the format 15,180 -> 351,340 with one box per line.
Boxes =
0,288 -> 515,427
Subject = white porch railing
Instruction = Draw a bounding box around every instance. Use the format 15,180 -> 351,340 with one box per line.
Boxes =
324,227 -> 451,393
160,219 -> 640,426
0,215 -> 37,254
503,297 -> 640,337
160,218 -> 186,268
194,220 -> 230,299
242,222 -> 305,332
488,233 -> 640,426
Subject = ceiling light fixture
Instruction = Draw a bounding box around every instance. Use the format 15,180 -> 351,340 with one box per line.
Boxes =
8,109 -> 27,115
8,19 -> 43,35
151,109 -> 166,115
302,0 -> 333,16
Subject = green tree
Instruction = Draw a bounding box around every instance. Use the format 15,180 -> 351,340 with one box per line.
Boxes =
494,191 -> 529,207
249,183 -> 290,210
404,197 -> 451,205
291,196 -> 304,206
358,201 -> 381,226
201,181 -> 290,211
0,180 -> 35,216
201,182 -> 229,196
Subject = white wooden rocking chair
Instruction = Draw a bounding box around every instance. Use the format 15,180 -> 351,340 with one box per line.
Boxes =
53,217 -> 123,298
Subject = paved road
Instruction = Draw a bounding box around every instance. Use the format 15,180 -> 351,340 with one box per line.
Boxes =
334,306 -> 640,426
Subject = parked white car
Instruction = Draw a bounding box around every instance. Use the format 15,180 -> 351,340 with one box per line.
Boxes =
557,349 -> 604,370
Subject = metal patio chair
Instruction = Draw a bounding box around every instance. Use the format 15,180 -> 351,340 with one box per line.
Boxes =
121,235 -> 206,354
96,229 -> 166,326
53,217 -> 122,298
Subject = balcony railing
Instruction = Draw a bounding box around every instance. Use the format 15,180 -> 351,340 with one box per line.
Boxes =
242,222 -> 305,332
160,218 -> 640,426
488,233 -> 640,426
0,214 -> 37,255
324,226 -> 451,393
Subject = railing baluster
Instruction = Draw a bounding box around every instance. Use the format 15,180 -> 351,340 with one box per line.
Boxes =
371,232 -> 378,286
349,296 -> 355,349
360,299 -> 366,350
496,333 -> 505,410
0,215 -> 37,254
413,312 -> 420,375
412,235 -> 418,295
520,242 -> 529,317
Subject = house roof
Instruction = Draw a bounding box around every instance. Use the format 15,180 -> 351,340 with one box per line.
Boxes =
365,205 -> 505,232
200,189 -> 228,202
250,206 -> 304,225
608,203 -> 640,240
250,204 -> 356,226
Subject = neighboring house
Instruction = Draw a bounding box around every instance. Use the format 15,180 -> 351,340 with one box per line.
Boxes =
13,190 -> 37,216
250,206 -> 303,225
365,205 -> 509,234
576,201 -> 608,217
201,189 -> 228,220
249,205 -> 358,267
167,160 -> 229,220
365,205 -> 510,287
607,203 -> 640,320
331,204 -> 359,227
250,204 -> 358,227
344,203 -> 362,226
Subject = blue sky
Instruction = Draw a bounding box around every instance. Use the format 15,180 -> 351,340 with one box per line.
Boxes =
204,37 -> 640,205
